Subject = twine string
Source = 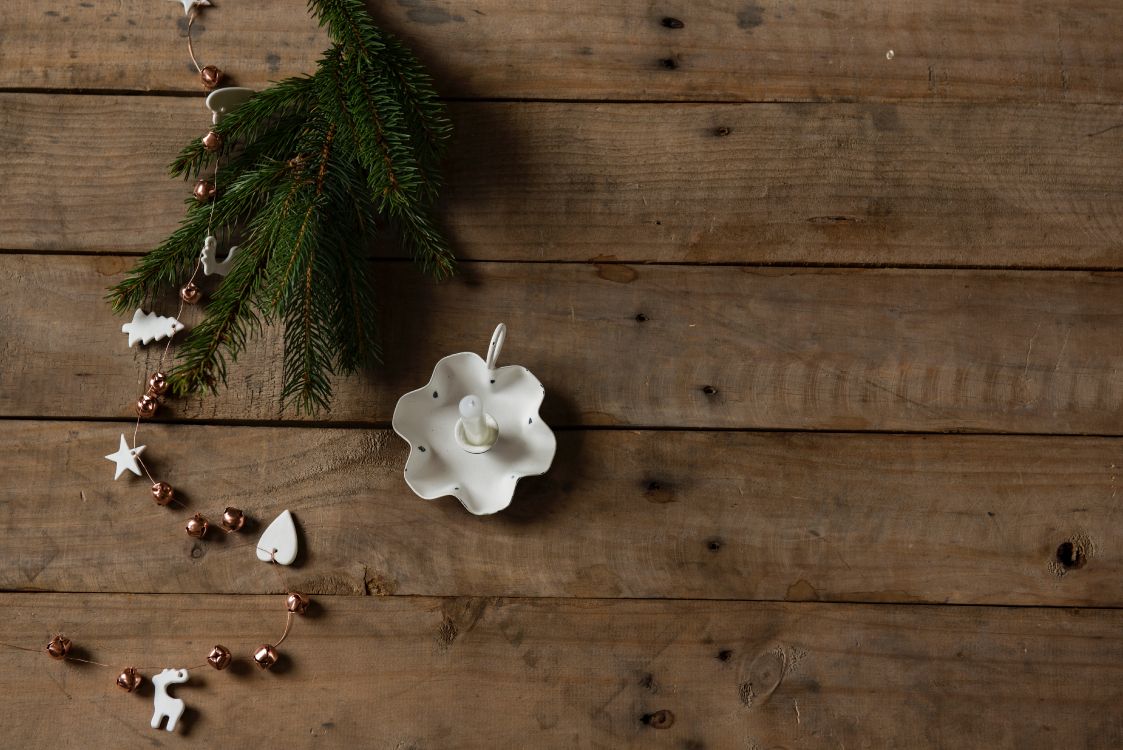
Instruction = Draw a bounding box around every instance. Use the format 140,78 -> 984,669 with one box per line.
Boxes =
186,9 -> 203,73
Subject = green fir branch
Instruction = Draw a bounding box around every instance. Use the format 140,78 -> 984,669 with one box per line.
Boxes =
108,0 -> 453,414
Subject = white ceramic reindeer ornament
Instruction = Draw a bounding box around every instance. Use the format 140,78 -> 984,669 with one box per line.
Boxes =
151,668 -> 189,732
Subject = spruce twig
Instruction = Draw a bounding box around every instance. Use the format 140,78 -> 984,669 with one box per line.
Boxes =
107,0 -> 453,413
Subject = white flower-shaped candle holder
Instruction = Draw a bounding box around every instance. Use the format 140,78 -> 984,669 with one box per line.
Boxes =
392,324 -> 556,514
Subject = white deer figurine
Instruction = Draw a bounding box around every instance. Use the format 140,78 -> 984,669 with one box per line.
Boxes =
151,668 -> 189,732
200,235 -> 240,277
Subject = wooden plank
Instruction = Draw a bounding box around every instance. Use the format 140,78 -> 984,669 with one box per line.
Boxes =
3,421 -> 1120,606
0,593 -> 1120,748
4,1 -> 1121,102
3,94 -> 1123,266
3,254 -> 1123,433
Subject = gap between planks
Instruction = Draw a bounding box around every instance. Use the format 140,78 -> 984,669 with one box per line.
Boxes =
2,589 -> 1122,612
6,413 -> 1123,439
11,247 -> 1123,275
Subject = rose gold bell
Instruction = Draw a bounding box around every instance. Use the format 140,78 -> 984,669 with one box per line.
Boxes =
46,635 -> 71,659
193,179 -> 216,202
180,282 -> 201,304
147,372 -> 168,396
136,394 -> 158,418
185,513 -> 209,538
207,644 -> 232,670
201,130 -> 223,153
200,65 -> 223,90
151,481 -> 175,506
253,644 -> 278,670
221,507 -> 245,532
286,592 -> 310,615
116,667 -> 143,692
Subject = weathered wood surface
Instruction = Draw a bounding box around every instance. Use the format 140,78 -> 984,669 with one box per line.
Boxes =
3,0 -> 1121,744
2,421 -> 1118,606
3,94 -> 1123,267
4,0 -> 1122,102
3,254 -> 1122,433
1,593 -> 1120,749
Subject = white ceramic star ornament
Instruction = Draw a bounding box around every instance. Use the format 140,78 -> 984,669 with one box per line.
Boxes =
171,0 -> 210,15
106,434 -> 146,480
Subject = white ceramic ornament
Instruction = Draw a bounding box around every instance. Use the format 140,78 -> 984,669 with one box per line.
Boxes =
171,0 -> 210,15
393,324 -> 556,515
200,235 -> 239,276
256,509 -> 298,566
205,87 -> 254,125
105,434 -> 146,480
150,668 -> 189,732
122,309 -> 184,347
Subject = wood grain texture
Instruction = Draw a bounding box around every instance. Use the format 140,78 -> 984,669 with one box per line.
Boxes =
3,0 -> 1121,102
2,421 -> 1119,606
5,0 -> 1122,743
3,94 -> 1122,266
1,594 -> 1120,749
4,254 -> 1123,433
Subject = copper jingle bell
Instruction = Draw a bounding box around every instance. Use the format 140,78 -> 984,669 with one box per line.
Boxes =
136,394 -> 158,418
220,507 -> 245,532
253,644 -> 278,670
116,667 -> 143,692
193,179 -> 216,202
147,371 -> 169,397
286,592 -> 310,615
200,65 -> 224,90
151,481 -> 175,506
180,282 -> 201,304
185,513 -> 209,539
207,644 -> 232,670
201,130 -> 223,153
46,635 -> 71,659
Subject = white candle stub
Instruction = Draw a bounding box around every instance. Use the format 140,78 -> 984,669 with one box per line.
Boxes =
256,509 -> 298,566
455,394 -> 498,453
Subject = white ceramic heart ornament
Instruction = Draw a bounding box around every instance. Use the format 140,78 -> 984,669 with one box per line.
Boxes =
256,509 -> 298,565
171,0 -> 210,15
205,87 -> 254,124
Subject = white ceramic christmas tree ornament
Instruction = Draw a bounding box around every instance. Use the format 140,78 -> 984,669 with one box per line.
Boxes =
256,509 -> 298,565
393,324 -> 556,515
106,434 -> 146,479
150,668 -> 189,732
200,235 -> 239,276
122,309 -> 184,347
205,87 -> 254,124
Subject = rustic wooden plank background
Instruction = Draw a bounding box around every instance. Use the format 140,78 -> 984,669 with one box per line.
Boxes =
1,1 -> 1121,747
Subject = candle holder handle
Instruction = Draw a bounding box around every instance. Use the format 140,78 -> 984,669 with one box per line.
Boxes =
485,323 -> 506,371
